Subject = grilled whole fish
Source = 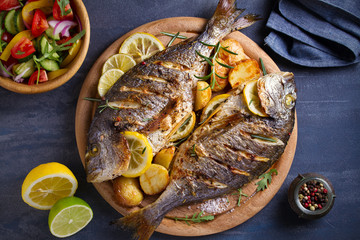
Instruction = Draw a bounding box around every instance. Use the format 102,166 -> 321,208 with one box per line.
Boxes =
115,72 -> 296,240
85,0 -> 259,182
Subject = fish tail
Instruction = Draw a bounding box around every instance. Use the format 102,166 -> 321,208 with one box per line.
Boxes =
203,0 -> 261,40
112,206 -> 163,240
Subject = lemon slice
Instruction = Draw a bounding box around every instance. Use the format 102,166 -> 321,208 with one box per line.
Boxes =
119,32 -> 165,63
102,53 -> 136,74
98,68 -> 124,97
243,80 -> 268,117
170,111 -> 196,142
200,94 -> 231,123
48,196 -> 93,238
122,131 -> 153,178
21,162 -> 78,210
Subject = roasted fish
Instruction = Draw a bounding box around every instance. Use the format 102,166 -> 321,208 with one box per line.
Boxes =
85,0 -> 259,182
115,72 -> 296,240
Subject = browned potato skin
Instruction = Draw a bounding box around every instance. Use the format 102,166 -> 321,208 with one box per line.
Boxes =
153,146 -> 175,169
195,81 -> 212,111
113,176 -> 144,207
219,39 -> 248,66
228,59 -> 261,89
211,58 -> 230,92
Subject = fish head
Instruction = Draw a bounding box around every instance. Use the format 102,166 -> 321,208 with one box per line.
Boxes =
85,120 -> 131,183
257,72 -> 296,119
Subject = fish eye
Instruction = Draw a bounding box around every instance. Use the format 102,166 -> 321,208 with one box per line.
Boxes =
90,144 -> 100,156
284,94 -> 295,109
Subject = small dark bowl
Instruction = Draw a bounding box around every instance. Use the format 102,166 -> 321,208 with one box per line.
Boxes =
288,173 -> 335,220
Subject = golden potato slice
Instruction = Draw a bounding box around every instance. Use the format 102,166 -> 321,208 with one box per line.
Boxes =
219,39 -> 248,66
153,146 -> 175,169
228,59 -> 261,89
211,58 -> 230,92
113,176 -> 144,207
195,81 -> 212,111
139,164 -> 170,195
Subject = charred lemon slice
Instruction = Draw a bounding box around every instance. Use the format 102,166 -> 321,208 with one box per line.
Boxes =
102,53 -> 136,74
200,94 -> 231,123
119,32 -> 165,64
243,79 -> 268,117
122,131 -> 153,178
98,69 -> 124,97
170,111 -> 196,142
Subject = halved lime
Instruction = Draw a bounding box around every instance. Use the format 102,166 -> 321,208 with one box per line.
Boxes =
48,196 -> 93,238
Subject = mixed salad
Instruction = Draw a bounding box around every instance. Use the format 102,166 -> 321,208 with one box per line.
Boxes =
0,0 -> 85,85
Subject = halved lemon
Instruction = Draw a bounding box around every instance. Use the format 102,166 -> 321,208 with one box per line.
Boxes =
119,32 -> 165,64
200,94 -> 231,123
21,162 -> 78,210
243,79 -> 268,117
170,111 -> 196,142
48,196 -> 93,238
97,68 -> 124,97
122,131 -> 153,178
102,53 -> 136,74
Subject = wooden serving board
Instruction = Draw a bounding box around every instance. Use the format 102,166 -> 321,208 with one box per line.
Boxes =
75,17 -> 297,237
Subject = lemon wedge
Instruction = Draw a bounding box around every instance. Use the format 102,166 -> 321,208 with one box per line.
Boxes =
243,79 -> 268,117
122,131 -> 153,178
21,162 -> 78,210
119,32 -> 165,64
102,53 -> 136,74
48,196 -> 93,238
200,94 -> 231,123
170,111 -> 196,142
97,68 -> 124,97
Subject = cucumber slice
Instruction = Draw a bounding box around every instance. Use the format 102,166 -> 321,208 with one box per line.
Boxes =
45,28 -> 60,40
14,59 -> 35,78
5,10 -> 17,35
40,35 -> 60,60
14,10 -> 25,33
40,59 -> 59,71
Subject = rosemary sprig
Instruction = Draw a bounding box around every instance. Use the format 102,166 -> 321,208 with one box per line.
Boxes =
142,147 -> 147,154
167,32 -> 179,47
256,169 -> 278,191
179,115 -> 192,131
190,144 -> 197,157
83,97 -> 102,102
98,99 -> 119,113
161,32 -> 187,39
250,134 -> 276,142
173,135 -> 190,147
259,58 -> 267,75
166,211 -> 214,225
232,188 -> 248,206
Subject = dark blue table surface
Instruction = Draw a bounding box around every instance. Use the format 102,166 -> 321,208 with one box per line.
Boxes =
1,0 -> 359,239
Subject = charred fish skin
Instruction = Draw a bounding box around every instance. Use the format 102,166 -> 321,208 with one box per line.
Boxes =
85,0 -> 260,183
116,72 -> 296,239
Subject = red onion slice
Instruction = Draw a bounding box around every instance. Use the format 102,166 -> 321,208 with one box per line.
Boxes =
0,63 -> 15,78
53,20 -> 77,36
13,67 -> 30,83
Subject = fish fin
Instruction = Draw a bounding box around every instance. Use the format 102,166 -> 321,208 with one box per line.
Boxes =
112,207 -> 163,240
233,14 -> 262,30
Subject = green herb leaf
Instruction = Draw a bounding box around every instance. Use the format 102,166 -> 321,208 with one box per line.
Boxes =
215,58 -> 234,69
250,134 -> 276,142
57,0 -> 72,17
160,32 -> 187,39
199,41 -> 216,47
0,60 -> 14,77
195,50 -> 213,66
142,147 -> 147,154
255,169 -> 278,191
214,72 -> 227,79
15,50 -> 25,55
190,144 -> 197,157
194,71 -> 212,80
83,97 -> 102,102
232,188 -> 248,206
167,32 -> 179,47
173,135 -> 190,147
220,46 -> 238,55
259,58 -> 267,75
166,211 -> 214,225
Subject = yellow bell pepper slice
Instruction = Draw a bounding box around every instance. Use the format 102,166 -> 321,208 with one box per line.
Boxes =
48,68 -> 69,80
22,0 -> 53,26
0,30 -> 34,61
60,39 -> 82,67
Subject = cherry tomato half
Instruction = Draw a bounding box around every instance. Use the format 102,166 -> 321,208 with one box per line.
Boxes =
0,0 -> 20,11
31,9 -> 49,38
56,36 -> 73,47
28,70 -> 48,85
10,37 -> 36,59
53,0 -> 73,21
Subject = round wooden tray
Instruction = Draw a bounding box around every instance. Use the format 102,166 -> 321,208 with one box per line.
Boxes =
75,17 -> 297,237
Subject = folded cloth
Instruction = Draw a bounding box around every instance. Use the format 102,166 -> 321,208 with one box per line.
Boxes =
264,0 -> 360,67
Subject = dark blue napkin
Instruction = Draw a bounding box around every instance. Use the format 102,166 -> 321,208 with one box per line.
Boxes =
264,0 -> 360,67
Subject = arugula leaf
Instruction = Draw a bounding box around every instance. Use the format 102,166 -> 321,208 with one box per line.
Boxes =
0,60 -> 14,77
255,169 -> 278,191
57,0 -> 72,17
232,188 -> 248,206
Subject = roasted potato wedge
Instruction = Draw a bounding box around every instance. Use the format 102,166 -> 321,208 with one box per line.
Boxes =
219,39 -> 248,66
153,146 -> 175,170
140,164 -> 170,195
228,59 -> 261,89
113,176 -> 144,207
211,58 -> 230,92
195,81 -> 211,111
